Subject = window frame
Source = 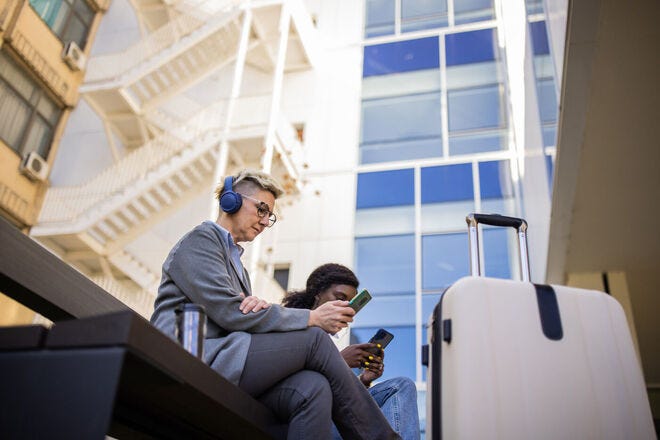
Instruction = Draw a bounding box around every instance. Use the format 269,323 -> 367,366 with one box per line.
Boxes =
0,52 -> 63,160
28,0 -> 96,49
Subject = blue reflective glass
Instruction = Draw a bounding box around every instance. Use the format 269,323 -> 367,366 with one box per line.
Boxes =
355,234 -> 415,295
542,124 -> 557,147
448,85 -> 502,132
365,0 -> 395,38
351,326 -> 416,381
454,0 -> 494,25
449,130 -> 504,155
525,0 -> 544,14
422,233 -> 470,290
446,29 -> 496,66
352,294 -> 415,327
402,0 -> 448,33
421,163 -> 473,203
363,37 -> 440,77
361,92 -> 442,144
545,153 -> 554,192
479,160 -> 513,199
537,78 -> 558,123
530,21 -> 550,55
357,169 -> 414,208
482,228 -> 511,279
361,137 -> 442,164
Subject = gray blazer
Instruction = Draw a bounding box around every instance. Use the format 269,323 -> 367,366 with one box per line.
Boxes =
150,221 -> 310,385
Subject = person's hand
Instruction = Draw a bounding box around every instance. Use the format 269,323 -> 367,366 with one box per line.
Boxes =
340,343 -> 382,369
308,300 -> 354,334
357,346 -> 385,387
238,293 -> 271,314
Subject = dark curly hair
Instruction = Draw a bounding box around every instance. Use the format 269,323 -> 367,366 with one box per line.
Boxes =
282,263 -> 359,309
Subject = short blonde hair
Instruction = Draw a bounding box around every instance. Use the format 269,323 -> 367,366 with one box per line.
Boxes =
214,169 -> 285,200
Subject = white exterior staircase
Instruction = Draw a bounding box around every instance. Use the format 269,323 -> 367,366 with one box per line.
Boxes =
32,95 -> 305,287
32,0 -> 317,310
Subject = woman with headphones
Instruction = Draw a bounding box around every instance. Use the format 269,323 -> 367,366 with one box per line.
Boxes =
150,170 -> 400,440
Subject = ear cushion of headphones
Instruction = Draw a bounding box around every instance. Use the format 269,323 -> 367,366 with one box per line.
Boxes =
220,176 -> 243,213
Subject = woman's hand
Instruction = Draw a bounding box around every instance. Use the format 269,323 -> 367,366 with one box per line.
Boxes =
239,293 -> 271,314
340,343 -> 382,369
356,345 -> 385,387
308,300 -> 354,334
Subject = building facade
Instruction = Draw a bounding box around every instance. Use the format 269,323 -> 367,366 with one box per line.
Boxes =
0,0 -> 109,325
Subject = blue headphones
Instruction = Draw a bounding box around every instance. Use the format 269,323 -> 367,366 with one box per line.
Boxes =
220,175 -> 243,213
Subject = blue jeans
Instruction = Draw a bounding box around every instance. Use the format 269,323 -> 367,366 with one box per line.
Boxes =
332,376 -> 420,440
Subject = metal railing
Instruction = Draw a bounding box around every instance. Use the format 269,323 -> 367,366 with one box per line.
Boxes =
85,0 -> 241,83
37,94 -> 302,225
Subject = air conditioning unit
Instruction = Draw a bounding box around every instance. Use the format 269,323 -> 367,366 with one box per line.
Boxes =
62,41 -> 86,71
20,151 -> 49,181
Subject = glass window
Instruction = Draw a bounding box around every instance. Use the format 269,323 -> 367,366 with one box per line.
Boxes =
365,0 -> 395,38
446,29 -> 496,66
361,92 -> 442,164
29,0 -> 95,48
422,233 -> 470,291
357,169 -> 414,209
355,234 -> 415,295
530,20 -> 550,55
448,130 -> 505,155
352,294 -> 416,327
401,0 -> 448,33
356,170 -> 415,235
545,153 -> 554,192
482,227 -> 512,279
0,52 -> 62,159
361,47 -> 442,164
536,78 -> 558,123
421,163 -> 474,232
447,84 -> 503,131
356,205 -> 415,237
445,29 -> 506,155
479,160 -> 513,199
454,0 -> 494,25
542,125 -> 556,147
479,160 -> 515,216
351,326 -> 416,381
525,0 -> 544,14
363,37 -> 439,77
421,163 -> 473,203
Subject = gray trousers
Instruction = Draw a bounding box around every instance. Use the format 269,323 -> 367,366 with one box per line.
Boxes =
239,327 -> 400,440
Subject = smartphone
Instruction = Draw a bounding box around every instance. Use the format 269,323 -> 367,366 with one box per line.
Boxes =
348,289 -> 372,313
367,328 -> 394,354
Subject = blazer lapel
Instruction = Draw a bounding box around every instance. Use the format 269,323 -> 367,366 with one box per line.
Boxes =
227,252 -> 251,296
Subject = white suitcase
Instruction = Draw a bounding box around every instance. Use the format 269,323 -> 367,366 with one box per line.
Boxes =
425,213 -> 655,440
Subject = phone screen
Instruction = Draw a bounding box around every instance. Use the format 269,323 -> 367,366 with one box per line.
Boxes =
348,289 -> 372,313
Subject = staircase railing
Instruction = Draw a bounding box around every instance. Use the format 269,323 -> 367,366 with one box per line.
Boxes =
37,94 -> 273,225
84,0 -> 241,83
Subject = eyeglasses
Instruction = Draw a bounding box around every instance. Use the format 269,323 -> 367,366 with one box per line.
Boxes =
239,194 -> 277,227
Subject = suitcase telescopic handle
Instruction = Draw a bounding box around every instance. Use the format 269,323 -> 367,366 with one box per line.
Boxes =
466,213 -> 531,282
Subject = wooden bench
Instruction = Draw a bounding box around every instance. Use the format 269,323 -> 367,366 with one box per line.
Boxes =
0,216 -> 285,439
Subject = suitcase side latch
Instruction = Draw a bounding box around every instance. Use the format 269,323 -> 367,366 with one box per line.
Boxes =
442,319 -> 452,344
